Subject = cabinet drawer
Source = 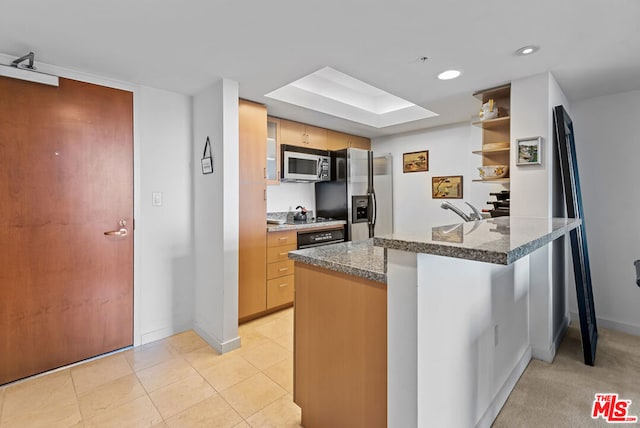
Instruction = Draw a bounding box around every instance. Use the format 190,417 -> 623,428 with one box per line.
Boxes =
268,260 -> 295,279
267,274 -> 295,308
267,230 -> 297,247
267,243 -> 297,263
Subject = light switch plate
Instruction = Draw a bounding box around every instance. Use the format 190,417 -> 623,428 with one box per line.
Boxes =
152,192 -> 163,206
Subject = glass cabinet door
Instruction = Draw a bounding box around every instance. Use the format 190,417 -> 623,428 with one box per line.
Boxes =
266,117 -> 280,185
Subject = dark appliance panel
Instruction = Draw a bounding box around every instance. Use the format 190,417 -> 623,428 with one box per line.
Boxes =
315,180 -> 347,221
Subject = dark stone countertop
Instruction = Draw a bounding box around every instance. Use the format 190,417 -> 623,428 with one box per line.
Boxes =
288,239 -> 386,283
374,217 -> 581,265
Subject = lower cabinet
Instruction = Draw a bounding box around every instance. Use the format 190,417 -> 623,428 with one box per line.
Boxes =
266,229 -> 297,309
267,274 -> 294,309
294,262 -> 387,428
240,229 -> 297,322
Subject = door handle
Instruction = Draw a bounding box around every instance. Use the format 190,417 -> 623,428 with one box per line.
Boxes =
105,220 -> 128,236
104,228 -> 128,236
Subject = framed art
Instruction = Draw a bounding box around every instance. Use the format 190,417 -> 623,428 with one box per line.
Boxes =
432,175 -> 463,199
201,136 -> 213,174
516,136 -> 542,165
403,150 -> 429,173
201,157 -> 213,174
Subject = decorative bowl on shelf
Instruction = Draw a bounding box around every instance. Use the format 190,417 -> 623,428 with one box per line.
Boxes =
480,108 -> 498,121
478,165 -> 509,179
479,99 -> 498,120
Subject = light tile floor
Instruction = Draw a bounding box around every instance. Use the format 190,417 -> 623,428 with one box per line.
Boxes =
0,308 -> 301,428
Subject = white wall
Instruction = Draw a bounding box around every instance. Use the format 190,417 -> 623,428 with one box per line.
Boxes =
267,182 -> 315,214
137,87 -> 194,344
387,249 -> 531,427
571,90 -> 640,335
192,79 -> 240,353
510,72 -> 571,361
372,122 -> 506,233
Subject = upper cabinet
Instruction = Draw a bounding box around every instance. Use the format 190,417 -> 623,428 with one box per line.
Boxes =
280,119 -> 328,150
471,84 -> 511,183
280,120 -> 371,151
266,116 -> 280,185
327,130 -> 371,151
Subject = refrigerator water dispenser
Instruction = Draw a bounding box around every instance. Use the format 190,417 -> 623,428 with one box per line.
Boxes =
352,195 -> 369,223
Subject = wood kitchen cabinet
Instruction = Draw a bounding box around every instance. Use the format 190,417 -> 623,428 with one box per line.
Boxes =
294,262 -> 387,428
280,119 -> 328,150
327,129 -> 371,151
266,229 -> 296,310
238,99 -> 268,319
471,84 -> 511,184
266,116 -> 281,185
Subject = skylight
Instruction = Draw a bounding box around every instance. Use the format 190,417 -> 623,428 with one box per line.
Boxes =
265,67 -> 438,128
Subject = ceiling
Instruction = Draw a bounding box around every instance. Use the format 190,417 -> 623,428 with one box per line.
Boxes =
1,0 -> 639,138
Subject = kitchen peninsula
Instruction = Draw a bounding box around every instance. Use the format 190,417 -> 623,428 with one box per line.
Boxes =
289,216 -> 580,428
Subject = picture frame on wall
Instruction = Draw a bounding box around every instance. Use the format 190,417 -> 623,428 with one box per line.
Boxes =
432,175 -> 463,199
403,150 -> 429,173
516,136 -> 543,165
201,136 -> 214,174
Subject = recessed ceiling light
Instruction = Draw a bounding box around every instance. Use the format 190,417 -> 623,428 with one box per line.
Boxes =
437,69 -> 461,80
515,45 -> 540,56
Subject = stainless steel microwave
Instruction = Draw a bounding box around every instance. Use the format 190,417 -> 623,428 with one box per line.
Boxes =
281,144 -> 331,182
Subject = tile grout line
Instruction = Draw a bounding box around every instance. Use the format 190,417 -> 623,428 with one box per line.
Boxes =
128,361 -> 166,426
69,369 -> 85,426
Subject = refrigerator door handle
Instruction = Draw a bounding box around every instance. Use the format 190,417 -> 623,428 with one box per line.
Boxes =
370,190 -> 377,227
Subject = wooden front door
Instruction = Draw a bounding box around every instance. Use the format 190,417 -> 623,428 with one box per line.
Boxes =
0,77 -> 134,385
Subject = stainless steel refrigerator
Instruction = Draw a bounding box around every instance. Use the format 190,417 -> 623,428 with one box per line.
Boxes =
315,148 -> 393,241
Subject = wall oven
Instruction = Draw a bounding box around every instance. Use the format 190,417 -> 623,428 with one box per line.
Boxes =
281,144 -> 331,182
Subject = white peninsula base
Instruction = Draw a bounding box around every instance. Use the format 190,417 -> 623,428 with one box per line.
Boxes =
387,250 -> 533,427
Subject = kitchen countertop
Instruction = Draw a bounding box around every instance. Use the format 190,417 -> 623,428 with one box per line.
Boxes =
288,239 -> 386,284
267,219 -> 346,232
374,217 -> 581,265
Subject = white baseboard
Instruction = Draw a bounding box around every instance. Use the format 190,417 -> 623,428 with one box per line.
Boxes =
193,324 -> 241,354
140,321 -> 193,346
570,312 -> 640,337
476,346 -> 532,428
531,315 -> 569,362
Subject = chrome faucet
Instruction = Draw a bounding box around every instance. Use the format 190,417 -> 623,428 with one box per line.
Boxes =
440,201 -> 483,222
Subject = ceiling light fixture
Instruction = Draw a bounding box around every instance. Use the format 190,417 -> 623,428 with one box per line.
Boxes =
515,45 -> 540,56
437,69 -> 461,80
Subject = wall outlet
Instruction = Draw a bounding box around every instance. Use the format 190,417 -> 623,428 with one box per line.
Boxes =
494,325 -> 499,347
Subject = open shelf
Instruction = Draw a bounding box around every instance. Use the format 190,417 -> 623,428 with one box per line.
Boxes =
472,147 -> 510,155
472,116 -> 510,129
473,84 -> 511,102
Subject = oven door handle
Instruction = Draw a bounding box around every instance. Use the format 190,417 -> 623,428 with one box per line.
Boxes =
298,239 -> 345,249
